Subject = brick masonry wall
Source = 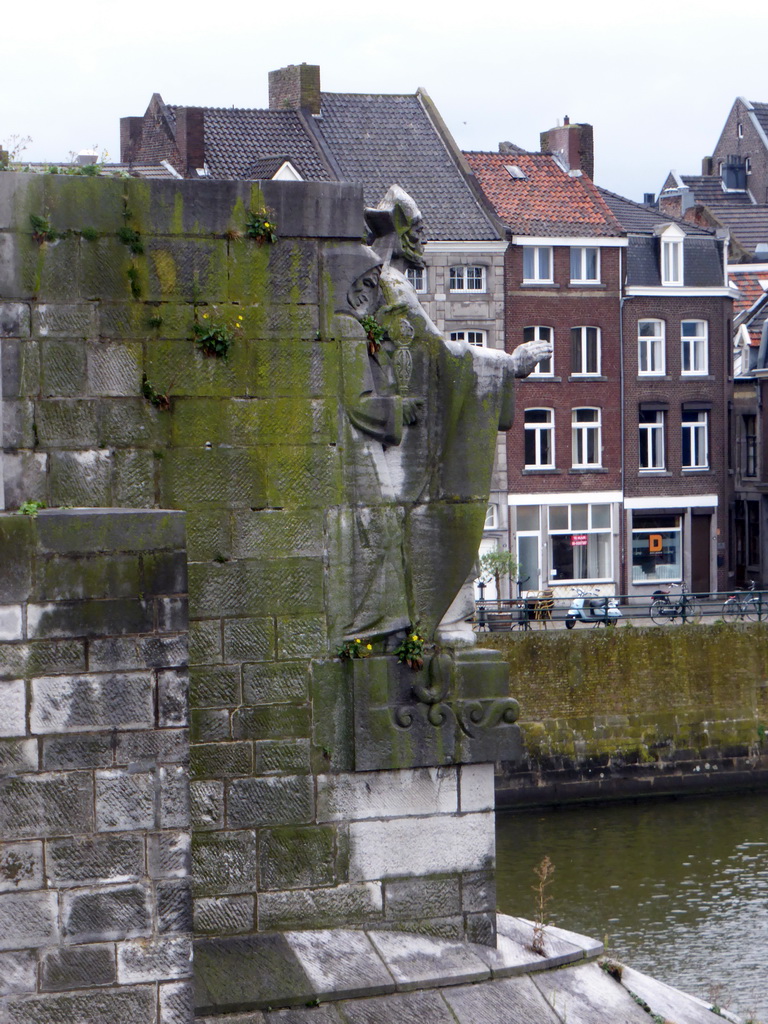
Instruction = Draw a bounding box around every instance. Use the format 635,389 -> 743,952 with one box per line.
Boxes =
0,508 -> 192,1024
712,98 -> 768,207
505,243 -> 623,494
0,174 -> 497,952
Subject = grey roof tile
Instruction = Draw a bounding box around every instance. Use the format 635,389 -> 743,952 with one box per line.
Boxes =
750,101 -> 768,139
174,107 -> 332,181
316,93 -> 498,241
598,188 -> 712,235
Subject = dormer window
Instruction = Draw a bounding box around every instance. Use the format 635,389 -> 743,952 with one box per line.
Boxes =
656,224 -> 684,286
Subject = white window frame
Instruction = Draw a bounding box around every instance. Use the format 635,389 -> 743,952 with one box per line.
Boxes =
449,329 -> 487,347
681,320 -> 708,375
405,266 -> 426,293
658,224 -> 685,286
570,246 -> 600,284
522,246 -> 553,284
523,326 -> 553,376
639,410 -> 665,471
548,502 -> 613,584
638,319 -> 666,376
571,326 -> 601,376
524,408 -> 555,469
682,409 -> 709,470
571,407 -> 602,468
449,265 -> 486,292
484,503 -> 498,530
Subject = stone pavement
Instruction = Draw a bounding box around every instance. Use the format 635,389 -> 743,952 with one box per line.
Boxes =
196,914 -> 738,1023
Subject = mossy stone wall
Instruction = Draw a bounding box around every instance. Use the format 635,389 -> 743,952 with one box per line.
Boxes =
1,174 -> 495,946
483,625 -> 768,804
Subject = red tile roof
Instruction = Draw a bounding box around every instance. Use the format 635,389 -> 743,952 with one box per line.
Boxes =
730,266 -> 768,343
464,152 -> 624,238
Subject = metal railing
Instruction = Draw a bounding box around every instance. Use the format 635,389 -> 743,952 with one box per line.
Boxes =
474,588 -> 768,631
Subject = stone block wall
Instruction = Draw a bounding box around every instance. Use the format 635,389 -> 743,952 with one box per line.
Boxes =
0,174 -> 506,953
0,508 -> 191,1024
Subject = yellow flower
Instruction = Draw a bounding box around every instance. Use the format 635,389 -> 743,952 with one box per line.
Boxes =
355,638 -> 361,643
237,315 -> 244,321
264,222 -> 271,228
411,634 -> 418,641
366,644 -> 372,650
202,313 -> 209,319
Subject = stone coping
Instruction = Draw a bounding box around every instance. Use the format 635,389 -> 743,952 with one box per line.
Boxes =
194,914 -> 603,1017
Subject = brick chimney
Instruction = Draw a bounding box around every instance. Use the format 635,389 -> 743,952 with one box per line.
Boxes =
268,64 -> 321,114
174,108 -> 206,176
540,117 -> 594,180
120,117 -> 144,163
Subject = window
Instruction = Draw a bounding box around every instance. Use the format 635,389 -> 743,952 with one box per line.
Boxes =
449,330 -> 487,347
524,409 -> 554,468
571,408 -> 601,467
549,503 -> 612,582
405,266 -> 426,292
743,414 -> 757,477
632,514 -> 681,583
682,410 -> 708,469
639,410 -> 665,470
570,247 -> 600,283
449,265 -> 486,292
522,246 -> 553,283
657,225 -> 685,285
638,320 -> 665,375
523,326 -> 553,375
571,326 -> 600,375
484,504 -> 498,530
681,320 -> 708,374
738,122 -> 744,138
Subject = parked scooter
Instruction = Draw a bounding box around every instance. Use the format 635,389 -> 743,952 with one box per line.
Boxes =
565,588 -> 621,628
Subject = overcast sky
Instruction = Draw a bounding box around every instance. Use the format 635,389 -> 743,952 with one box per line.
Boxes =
5,0 -> 768,203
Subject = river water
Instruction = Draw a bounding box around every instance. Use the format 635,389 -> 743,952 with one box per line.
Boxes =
496,793 -> 768,1019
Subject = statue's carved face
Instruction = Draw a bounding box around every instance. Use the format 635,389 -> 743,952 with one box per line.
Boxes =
347,266 -> 382,316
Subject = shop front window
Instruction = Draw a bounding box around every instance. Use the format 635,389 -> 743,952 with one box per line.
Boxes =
631,514 -> 682,583
548,503 -> 612,582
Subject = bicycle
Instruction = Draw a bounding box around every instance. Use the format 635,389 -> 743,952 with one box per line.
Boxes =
721,580 -> 764,623
649,582 -> 702,626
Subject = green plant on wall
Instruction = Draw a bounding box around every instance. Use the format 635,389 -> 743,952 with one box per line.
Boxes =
336,638 -> 373,660
193,307 -> 243,358
360,315 -> 386,356
30,214 -> 58,244
117,226 -> 144,255
245,208 -> 278,245
17,500 -> 45,517
141,375 -> 171,411
479,549 -> 520,607
393,630 -> 425,671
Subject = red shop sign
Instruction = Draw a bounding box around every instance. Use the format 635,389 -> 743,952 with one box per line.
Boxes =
571,534 -> 588,546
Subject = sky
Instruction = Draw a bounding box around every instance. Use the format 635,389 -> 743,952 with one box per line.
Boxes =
5,0 -> 768,203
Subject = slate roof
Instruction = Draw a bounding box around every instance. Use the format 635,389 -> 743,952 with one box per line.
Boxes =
317,93 -> 499,241
598,187 -> 712,235
463,152 -> 623,237
680,174 -> 754,207
624,235 -> 724,289
166,106 -> 332,182
750,101 -> 768,140
712,206 -> 768,253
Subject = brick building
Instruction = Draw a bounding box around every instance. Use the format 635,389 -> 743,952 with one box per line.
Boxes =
467,130 -> 734,596
465,149 -> 625,596
729,263 -> 768,585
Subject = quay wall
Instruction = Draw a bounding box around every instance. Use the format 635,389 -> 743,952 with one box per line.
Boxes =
484,624 -> 768,807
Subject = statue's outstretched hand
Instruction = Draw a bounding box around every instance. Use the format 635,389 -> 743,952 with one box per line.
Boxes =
510,340 -> 553,378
